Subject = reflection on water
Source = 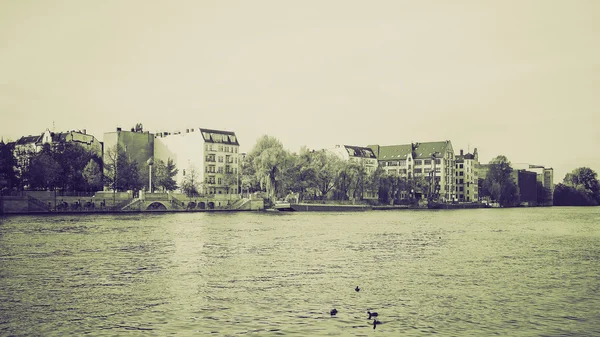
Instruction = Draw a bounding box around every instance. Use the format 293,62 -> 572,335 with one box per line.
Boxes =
1,207 -> 599,336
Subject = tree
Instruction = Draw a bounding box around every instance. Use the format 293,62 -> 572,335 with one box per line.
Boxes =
25,152 -> 62,190
153,158 -> 178,192
313,150 -> 343,199
281,148 -> 318,201
0,141 -> 18,190
248,135 -> 289,201
54,142 -> 96,191
563,167 -> 600,205
554,167 -> 600,206
181,165 -> 200,197
482,155 -> 520,207
83,159 -> 103,191
103,144 -> 142,192
536,181 -> 552,206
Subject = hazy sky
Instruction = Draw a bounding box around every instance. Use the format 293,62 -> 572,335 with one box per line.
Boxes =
1,0 -> 599,183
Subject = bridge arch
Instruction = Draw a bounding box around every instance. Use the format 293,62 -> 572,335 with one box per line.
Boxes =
146,202 -> 168,211
198,202 -> 206,209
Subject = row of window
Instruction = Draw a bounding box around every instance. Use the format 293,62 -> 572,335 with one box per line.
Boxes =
205,166 -> 238,174
205,155 -> 238,163
382,159 -> 443,167
205,144 -> 239,153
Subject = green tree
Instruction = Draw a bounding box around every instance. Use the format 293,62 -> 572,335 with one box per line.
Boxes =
482,155 -> 520,207
83,159 -> 103,191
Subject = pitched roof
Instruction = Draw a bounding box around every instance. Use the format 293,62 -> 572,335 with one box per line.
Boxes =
413,141 -> 450,159
199,128 -> 239,145
376,144 -> 413,160
343,145 -> 376,158
15,135 -> 41,145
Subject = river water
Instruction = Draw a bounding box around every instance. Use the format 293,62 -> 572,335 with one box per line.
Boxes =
0,207 -> 599,336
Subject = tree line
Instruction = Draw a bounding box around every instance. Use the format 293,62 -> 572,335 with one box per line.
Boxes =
2,136 -> 598,207
0,141 -> 178,194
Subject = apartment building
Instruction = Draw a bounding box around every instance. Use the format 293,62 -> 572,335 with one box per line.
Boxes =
369,140 -> 456,202
329,145 -> 378,173
454,149 -> 479,202
13,128 -> 103,182
154,128 -> 240,195
328,144 -> 378,199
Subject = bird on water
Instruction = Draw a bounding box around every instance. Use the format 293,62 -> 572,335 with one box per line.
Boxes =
330,308 -> 338,316
367,310 -> 378,319
355,286 -> 360,292
373,319 -> 382,329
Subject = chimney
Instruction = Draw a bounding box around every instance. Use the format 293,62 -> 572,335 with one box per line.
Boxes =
82,129 -> 86,134
116,127 -> 122,132
460,149 -> 463,156
186,129 -> 189,133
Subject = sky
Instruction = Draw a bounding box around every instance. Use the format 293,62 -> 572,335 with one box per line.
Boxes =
1,0 -> 599,183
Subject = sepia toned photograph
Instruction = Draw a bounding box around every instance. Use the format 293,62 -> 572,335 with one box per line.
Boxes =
1,1 -> 599,335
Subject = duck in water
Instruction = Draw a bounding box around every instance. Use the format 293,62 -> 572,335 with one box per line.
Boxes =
373,319 -> 382,330
355,286 -> 360,292
367,310 -> 378,319
330,308 -> 338,316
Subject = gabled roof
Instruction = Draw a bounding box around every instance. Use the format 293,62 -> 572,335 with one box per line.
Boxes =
199,128 -> 239,145
456,153 -> 475,161
377,144 -> 413,160
413,141 -> 450,159
344,145 -> 376,159
16,135 -> 41,145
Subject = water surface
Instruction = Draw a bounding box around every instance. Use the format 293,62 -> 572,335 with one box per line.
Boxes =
1,207 -> 599,336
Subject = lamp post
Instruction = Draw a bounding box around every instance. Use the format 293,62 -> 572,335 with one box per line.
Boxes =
147,157 -> 154,193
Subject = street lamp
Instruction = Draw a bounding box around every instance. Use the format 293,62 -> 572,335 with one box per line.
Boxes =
147,157 -> 154,193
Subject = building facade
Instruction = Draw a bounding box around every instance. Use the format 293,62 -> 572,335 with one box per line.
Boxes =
512,169 -> 538,206
103,127 -> 154,172
328,145 -> 378,199
455,148 -> 479,202
154,128 -> 240,195
329,145 -> 378,173
369,140 -> 456,202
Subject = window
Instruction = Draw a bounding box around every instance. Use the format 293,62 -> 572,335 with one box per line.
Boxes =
414,168 -> 422,173
415,160 -> 422,165
218,167 -> 223,173
218,156 -> 223,163
218,178 -> 222,185
459,172 -> 464,176
435,159 -> 441,165
459,164 -> 463,169
460,179 -> 463,184
218,145 -> 223,152
424,159 -> 431,165
456,179 -> 459,184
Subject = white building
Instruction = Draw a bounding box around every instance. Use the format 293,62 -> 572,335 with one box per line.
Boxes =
154,128 -> 240,195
